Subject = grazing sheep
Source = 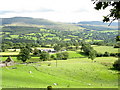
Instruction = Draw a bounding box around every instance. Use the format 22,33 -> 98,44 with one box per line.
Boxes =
88,83 -> 91,86
29,71 -> 32,74
53,83 -> 58,86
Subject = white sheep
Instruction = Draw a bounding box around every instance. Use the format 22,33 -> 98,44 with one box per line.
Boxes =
29,71 -> 32,74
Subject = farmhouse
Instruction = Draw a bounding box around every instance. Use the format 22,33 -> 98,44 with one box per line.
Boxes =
1,56 -> 14,67
38,48 -> 56,53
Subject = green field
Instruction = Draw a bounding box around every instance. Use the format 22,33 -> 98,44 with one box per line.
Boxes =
0,52 -> 19,55
93,46 -> 118,54
1,45 -> 119,88
1,57 -> 118,88
66,51 -> 85,58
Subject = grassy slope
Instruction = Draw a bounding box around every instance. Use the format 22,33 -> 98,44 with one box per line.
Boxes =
1,57 -> 118,88
66,51 -> 85,58
93,46 -> 118,54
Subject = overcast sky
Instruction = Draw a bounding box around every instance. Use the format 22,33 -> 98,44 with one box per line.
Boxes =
0,0 -> 111,22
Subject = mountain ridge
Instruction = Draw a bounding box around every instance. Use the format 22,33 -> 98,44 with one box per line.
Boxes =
77,21 -> 118,26
2,17 -> 57,25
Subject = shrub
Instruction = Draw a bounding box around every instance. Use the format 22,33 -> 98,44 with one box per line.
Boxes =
110,53 -> 117,56
113,59 -> 120,71
62,52 -> 69,60
56,52 -> 69,60
33,48 -> 41,56
48,63 -> 51,66
96,53 -> 103,57
40,51 -> 50,61
50,55 -> 55,60
104,52 -> 110,57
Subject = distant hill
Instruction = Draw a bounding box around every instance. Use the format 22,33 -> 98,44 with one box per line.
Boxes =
1,17 -> 84,31
77,21 -> 118,26
1,17 -> 117,44
1,17 -> 118,31
2,17 -> 56,25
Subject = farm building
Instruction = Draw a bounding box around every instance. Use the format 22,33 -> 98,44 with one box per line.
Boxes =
2,56 -> 14,66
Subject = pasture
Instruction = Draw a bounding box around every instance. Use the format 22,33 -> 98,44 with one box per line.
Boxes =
93,46 -> 118,54
66,51 -> 85,58
0,52 -> 19,56
1,57 -> 118,88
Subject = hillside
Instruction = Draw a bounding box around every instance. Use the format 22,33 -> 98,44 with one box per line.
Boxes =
76,21 -> 118,30
2,17 -> 83,31
1,17 -> 118,45
1,57 -> 118,88
77,21 -> 118,26
2,17 -> 56,25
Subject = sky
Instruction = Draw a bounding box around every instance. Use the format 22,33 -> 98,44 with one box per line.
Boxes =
0,0 -> 111,23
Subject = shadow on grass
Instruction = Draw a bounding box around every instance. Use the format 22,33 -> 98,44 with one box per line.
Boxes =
108,67 -> 120,72
77,52 -> 88,57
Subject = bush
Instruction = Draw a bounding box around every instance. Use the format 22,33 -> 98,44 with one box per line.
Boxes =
40,51 -> 50,61
104,52 -> 110,57
110,53 -> 117,56
33,49 -> 41,56
96,53 -> 103,57
56,52 -> 69,60
113,59 -> 120,71
48,63 -> 51,66
50,55 -> 55,60
62,52 -> 69,60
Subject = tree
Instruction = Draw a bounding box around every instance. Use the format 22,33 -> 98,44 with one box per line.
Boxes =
33,48 -> 41,56
56,53 -> 64,60
56,52 -> 69,60
88,50 -> 97,61
17,48 -> 31,62
81,43 -> 97,60
116,35 -> 120,41
40,51 -> 50,61
113,59 -> 120,71
50,55 -> 55,60
53,45 -> 61,52
104,51 -> 110,57
81,43 -> 93,55
62,52 -> 69,60
74,42 -> 79,50
25,45 -> 32,53
1,45 -> 7,52
93,0 -> 120,25
1,43 -> 11,52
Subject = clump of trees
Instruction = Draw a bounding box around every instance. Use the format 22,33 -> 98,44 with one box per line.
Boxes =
113,59 -> 120,71
53,45 -> 61,52
33,48 -> 41,56
56,52 -> 69,60
17,47 -> 31,62
81,43 -> 97,61
96,52 -> 120,57
39,51 -> 50,61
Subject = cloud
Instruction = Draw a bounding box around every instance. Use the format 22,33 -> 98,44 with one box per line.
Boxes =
0,0 -> 110,22
74,8 -> 89,13
0,8 -> 54,15
0,11 -> 16,14
33,8 -> 55,12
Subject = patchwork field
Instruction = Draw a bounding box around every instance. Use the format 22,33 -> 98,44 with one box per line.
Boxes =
93,46 -> 118,54
1,57 -> 118,88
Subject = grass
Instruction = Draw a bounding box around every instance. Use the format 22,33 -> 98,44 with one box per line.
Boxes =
10,35 -> 19,38
1,57 -> 40,63
1,46 -> 119,88
66,51 -> 85,58
99,30 -> 118,32
0,52 -> 19,55
93,46 -> 118,54
1,57 -> 118,88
